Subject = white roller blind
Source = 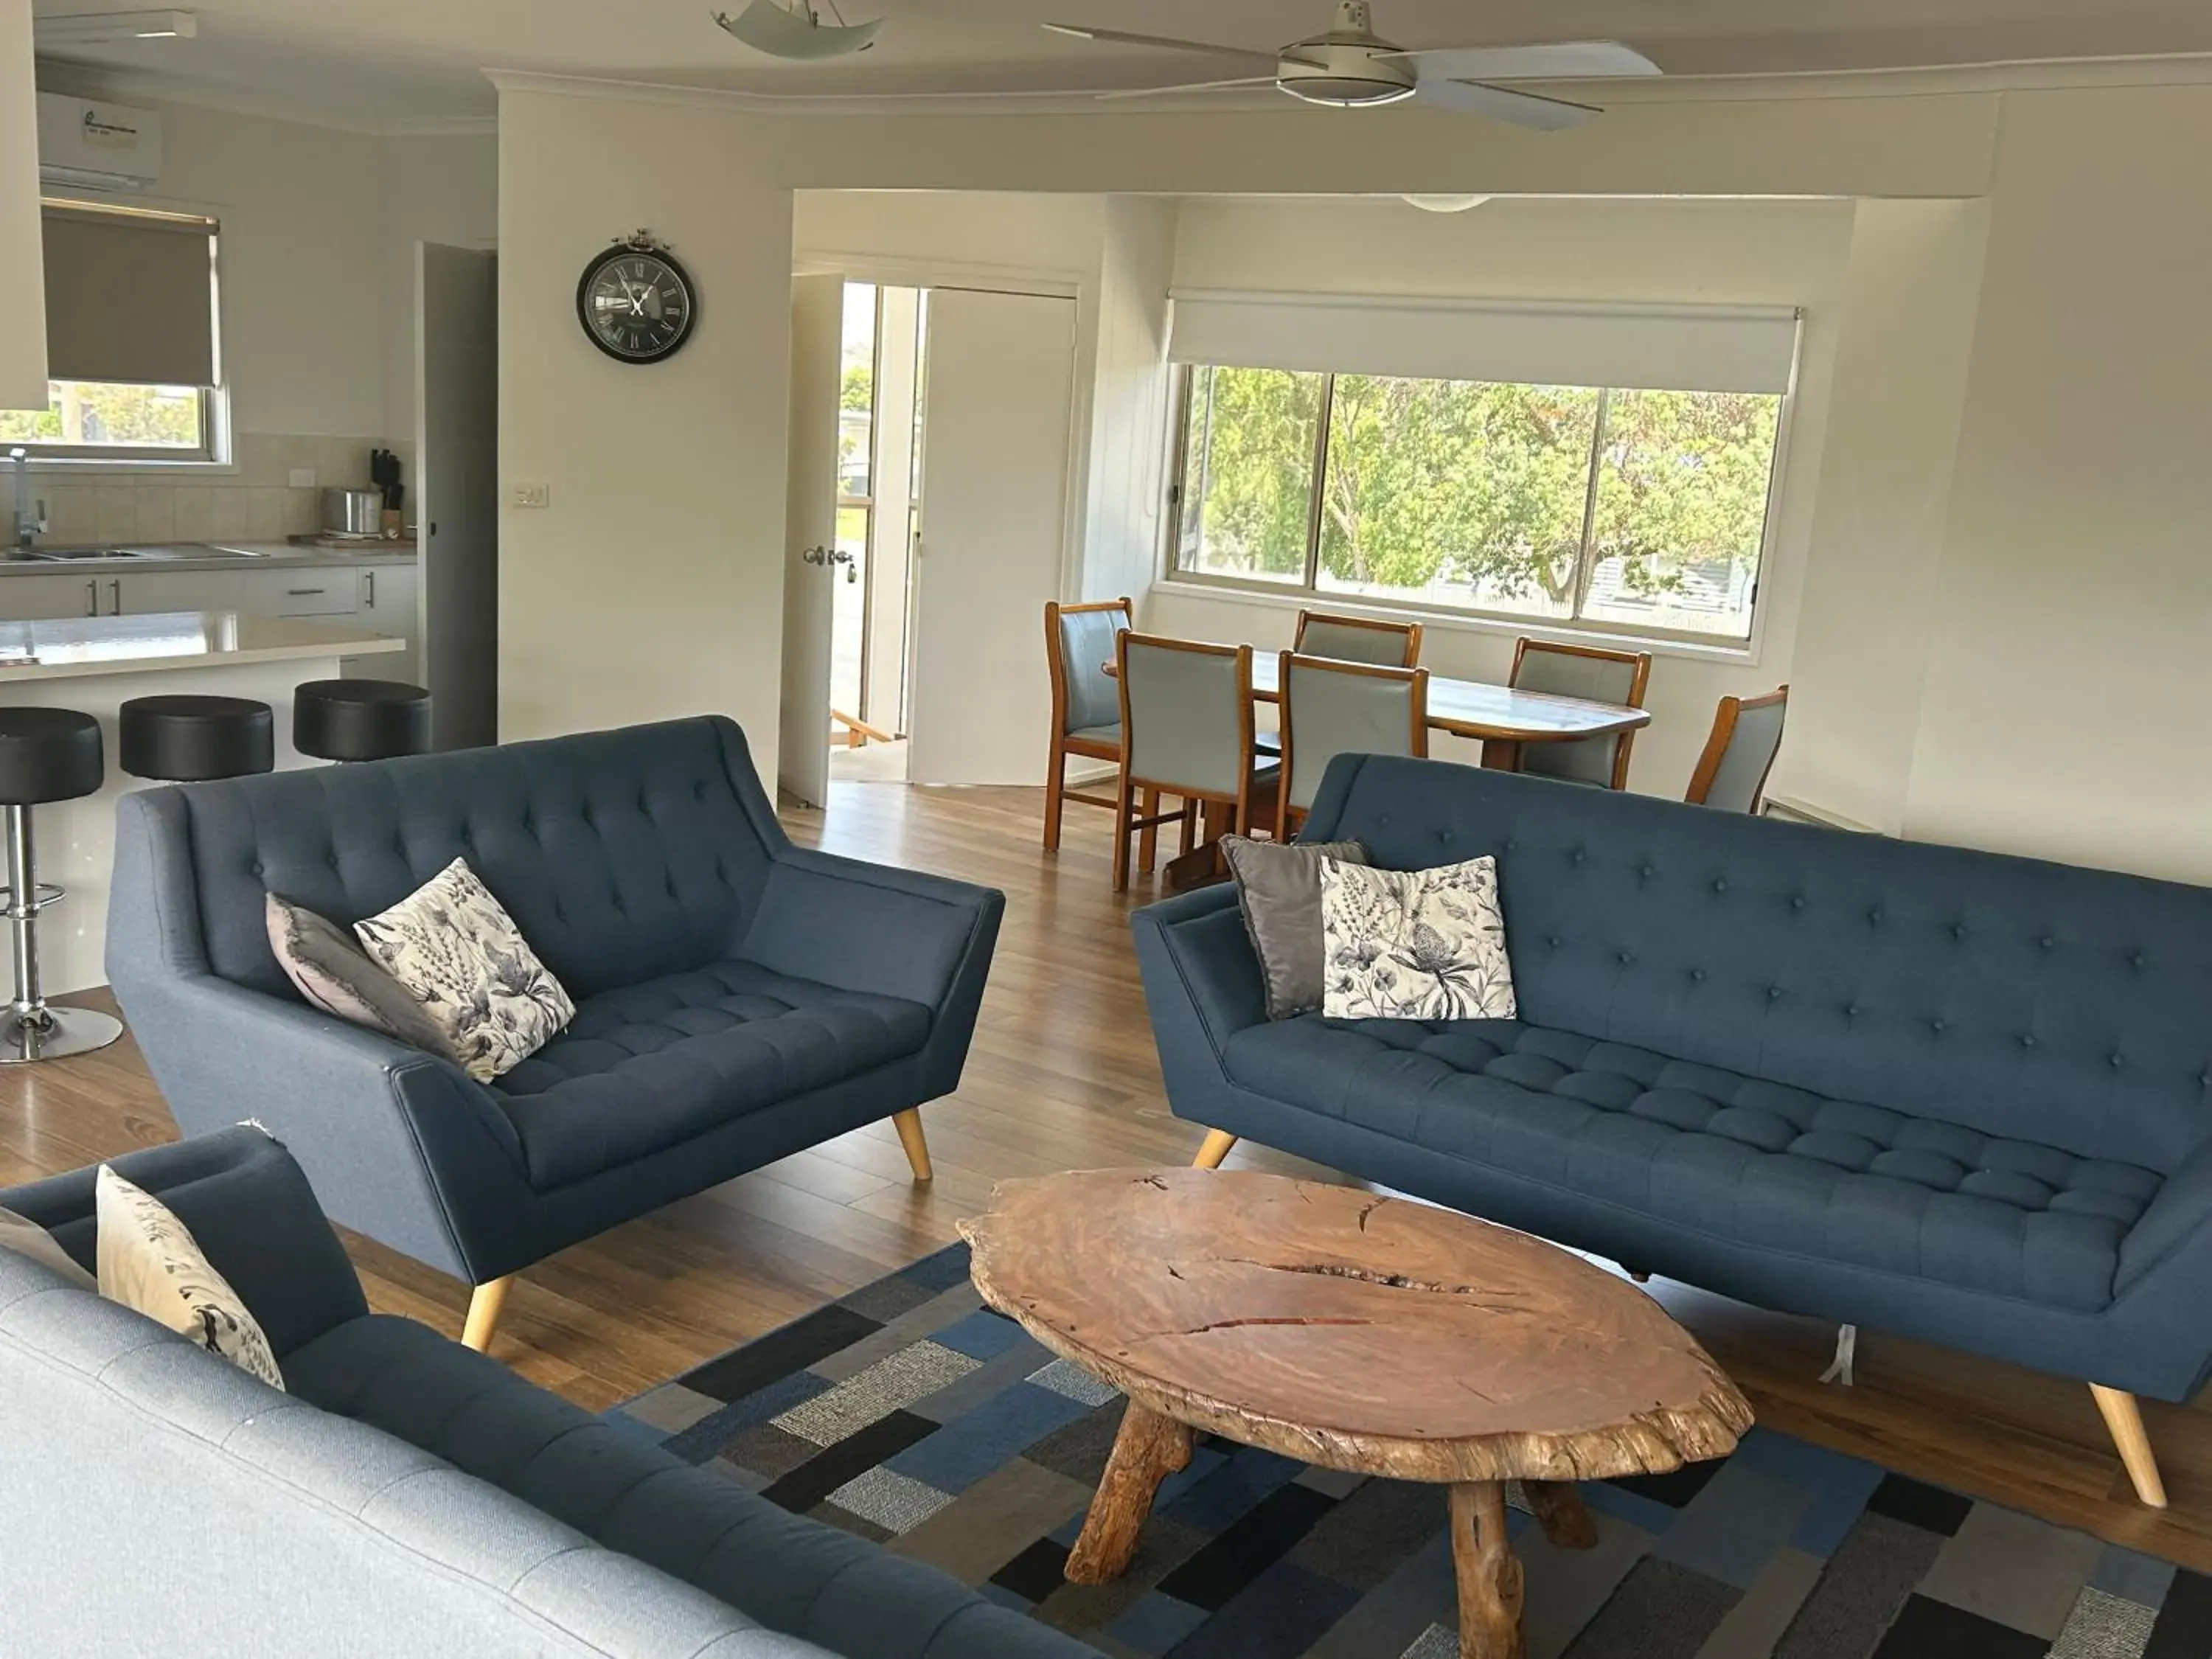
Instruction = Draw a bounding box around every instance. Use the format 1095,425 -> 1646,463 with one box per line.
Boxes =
1167,290 -> 1801,395
41,204 -> 216,387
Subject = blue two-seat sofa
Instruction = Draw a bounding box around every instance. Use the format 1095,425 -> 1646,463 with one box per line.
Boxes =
1135,755 -> 2212,1508
106,715 -> 1001,1350
0,1128 -> 1096,1658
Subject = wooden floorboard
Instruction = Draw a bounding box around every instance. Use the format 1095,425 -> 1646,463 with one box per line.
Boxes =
8,778 -> 2212,1568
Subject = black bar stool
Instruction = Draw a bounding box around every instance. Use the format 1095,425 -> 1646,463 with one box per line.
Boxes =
293,680 -> 432,762
0,709 -> 121,1063
120,695 -> 275,782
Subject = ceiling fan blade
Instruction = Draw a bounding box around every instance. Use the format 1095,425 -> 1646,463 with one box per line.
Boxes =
1043,22 -> 1282,66
1093,76 -> 1284,102
1379,41 -> 1660,80
1413,78 -> 1601,131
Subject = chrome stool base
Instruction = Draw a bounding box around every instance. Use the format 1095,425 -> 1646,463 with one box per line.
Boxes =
0,1004 -> 122,1064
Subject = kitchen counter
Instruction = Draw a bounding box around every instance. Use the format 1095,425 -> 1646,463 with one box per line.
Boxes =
0,611 -> 406,994
0,541 -> 417,576
0,611 -> 403,683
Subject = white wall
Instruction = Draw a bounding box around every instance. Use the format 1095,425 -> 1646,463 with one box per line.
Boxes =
498,74 -> 2212,882
1779,198 -> 1990,833
381,133 -> 499,442
1902,86 -> 2212,880
498,91 -> 793,772
1152,192 -> 1858,793
15,78 -> 496,451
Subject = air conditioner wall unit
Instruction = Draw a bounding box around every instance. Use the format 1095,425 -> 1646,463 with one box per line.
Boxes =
36,94 -> 164,193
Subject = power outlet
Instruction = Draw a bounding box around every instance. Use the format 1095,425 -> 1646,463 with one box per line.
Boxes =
512,481 -> 550,509
288,468 -> 316,489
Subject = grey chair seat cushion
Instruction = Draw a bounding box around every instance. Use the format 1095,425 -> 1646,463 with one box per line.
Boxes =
1223,1015 -> 2161,1312
493,960 -> 933,1189
282,1315 -> 1096,1659
1065,723 -> 1120,749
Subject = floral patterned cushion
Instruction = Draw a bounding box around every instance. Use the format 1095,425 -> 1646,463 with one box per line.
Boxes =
353,858 -> 575,1083
1318,854 -> 1517,1021
96,1166 -> 283,1390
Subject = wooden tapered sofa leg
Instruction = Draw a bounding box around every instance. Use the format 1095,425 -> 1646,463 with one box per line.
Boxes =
893,1107 -> 933,1182
1192,1130 -> 1238,1170
2090,1384 -> 2168,1508
462,1274 -> 515,1354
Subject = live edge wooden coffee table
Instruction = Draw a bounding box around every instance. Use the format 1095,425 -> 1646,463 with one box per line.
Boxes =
960,1169 -> 1753,1659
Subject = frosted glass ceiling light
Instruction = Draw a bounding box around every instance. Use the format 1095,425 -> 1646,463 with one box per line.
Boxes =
711,0 -> 883,59
1402,194 -> 1492,213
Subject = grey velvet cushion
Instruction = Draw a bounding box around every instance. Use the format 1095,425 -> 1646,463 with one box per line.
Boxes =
265,892 -> 458,1062
1221,836 -> 1368,1020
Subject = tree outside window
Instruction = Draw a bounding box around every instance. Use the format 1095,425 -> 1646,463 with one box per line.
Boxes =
1171,363 -> 1783,641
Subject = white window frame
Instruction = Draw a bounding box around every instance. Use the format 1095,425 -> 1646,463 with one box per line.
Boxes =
4,198 -> 227,467
1159,361 -> 1798,653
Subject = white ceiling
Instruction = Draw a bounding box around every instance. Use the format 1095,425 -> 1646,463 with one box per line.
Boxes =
32,0 -> 2212,128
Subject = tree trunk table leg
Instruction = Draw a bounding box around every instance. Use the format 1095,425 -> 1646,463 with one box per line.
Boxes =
1065,1405 -> 1194,1585
1450,1482 -> 1526,1659
1521,1479 -> 1598,1549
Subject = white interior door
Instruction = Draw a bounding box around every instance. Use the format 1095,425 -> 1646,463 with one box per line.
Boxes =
778,273 -> 845,807
417,243 -> 498,751
908,288 -> 1078,786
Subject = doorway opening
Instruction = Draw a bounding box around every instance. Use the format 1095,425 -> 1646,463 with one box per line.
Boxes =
829,281 -> 928,784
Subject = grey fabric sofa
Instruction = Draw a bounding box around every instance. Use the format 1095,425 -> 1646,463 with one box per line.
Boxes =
1135,754 -> 2212,1509
0,1128 -> 1096,1659
106,716 -> 1001,1349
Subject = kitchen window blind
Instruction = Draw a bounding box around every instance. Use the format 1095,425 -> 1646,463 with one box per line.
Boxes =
41,202 -> 218,388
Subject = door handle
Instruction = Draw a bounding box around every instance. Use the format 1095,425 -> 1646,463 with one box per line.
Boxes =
107,578 -> 119,614
799,546 -> 830,566
365,570 -> 375,606
85,580 -> 96,616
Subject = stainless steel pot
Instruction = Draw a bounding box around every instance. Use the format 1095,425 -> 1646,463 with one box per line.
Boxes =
321,487 -> 383,538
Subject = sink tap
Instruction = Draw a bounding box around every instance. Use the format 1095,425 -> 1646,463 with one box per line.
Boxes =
8,448 -> 44,552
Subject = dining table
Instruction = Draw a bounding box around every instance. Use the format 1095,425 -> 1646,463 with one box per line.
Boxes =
1105,644 -> 1652,890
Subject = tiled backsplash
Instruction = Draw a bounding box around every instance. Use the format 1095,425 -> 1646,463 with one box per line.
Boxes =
0,434 -> 414,546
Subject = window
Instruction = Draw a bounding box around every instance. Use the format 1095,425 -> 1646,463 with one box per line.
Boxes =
1170,366 -> 1784,641
0,201 -> 222,462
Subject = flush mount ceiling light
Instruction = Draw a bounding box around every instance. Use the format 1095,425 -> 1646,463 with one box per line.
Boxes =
1402,193 -> 1492,212
32,9 -> 196,44
711,0 -> 882,60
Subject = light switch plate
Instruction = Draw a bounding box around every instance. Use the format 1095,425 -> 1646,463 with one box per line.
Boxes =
512,481 -> 550,509
288,468 -> 316,488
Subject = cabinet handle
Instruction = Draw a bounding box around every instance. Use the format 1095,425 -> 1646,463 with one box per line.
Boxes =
107,578 -> 119,614
365,571 -> 375,606
286,588 -> 326,597
85,580 -> 96,617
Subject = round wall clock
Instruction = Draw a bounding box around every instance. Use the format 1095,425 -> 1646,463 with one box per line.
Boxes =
577,233 -> 697,364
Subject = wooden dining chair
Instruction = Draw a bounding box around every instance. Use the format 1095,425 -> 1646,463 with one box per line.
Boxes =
1293,609 -> 1424,668
1113,632 -> 1276,893
1686,685 -> 1790,813
1042,597 -> 1133,852
1509,638 -> 1654,790
1276,653 -> 1429,841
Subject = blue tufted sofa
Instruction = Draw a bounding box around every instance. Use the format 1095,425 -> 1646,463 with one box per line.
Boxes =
1135,755 -> 2212,1508
106,716 -> 1001,1351
0,1129 -> 1096,1658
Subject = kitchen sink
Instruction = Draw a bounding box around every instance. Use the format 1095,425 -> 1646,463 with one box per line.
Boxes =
18,543 -> 272,563
21,545 -> 149,560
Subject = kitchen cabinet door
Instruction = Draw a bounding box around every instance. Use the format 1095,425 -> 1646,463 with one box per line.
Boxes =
0,574 -> 102,620
344,563 -> 420,684
111,571 -> 246,616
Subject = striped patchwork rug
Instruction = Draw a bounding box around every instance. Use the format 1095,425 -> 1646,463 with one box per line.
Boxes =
605,1244 -> 2208,1658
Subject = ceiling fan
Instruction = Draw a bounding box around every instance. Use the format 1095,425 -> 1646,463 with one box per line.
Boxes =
1043,0 -> 1660,130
